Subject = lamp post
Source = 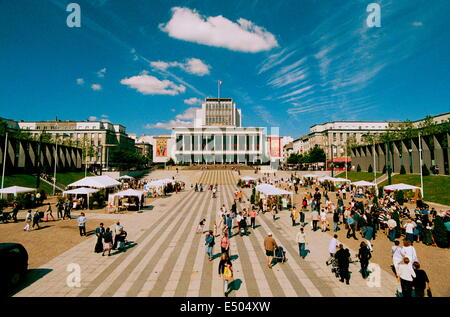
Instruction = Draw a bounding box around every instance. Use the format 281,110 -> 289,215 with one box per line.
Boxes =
418,133 -> 424,199
331,144 -> 336,177
52,141 -> 58,195
409,148 -> 413,174
1,132 -> 8,199
386,139 -> 392,185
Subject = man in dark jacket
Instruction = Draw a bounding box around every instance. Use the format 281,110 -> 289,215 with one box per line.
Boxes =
335,244 -> 351,284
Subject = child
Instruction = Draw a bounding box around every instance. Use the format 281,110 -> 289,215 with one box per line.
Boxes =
24,210 -> 32,231
197,218 -> 206,234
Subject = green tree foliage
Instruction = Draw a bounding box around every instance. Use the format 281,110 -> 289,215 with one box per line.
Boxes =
357,164 -> 361,172
109,148 -> 149,169
368,164 -> 373,173
432,216 -> 449,248
422,164 -> 430,176
400,165 -> 406,174
307,145 -> 326,163
394,190 -> 405,205
166,158 -> 175,166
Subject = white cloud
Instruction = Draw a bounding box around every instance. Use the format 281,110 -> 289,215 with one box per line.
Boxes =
100,114 -> 109,118
91,84 -> 102,91
88,116 -> 97,121
159,7 -> 278,53
76,78 -> 84,85
412,21 -> 423,27
120,72 -> 186,95
175,107 -> 199,120
96,68 -> 107,78
145,119 -> 192,130
184,97 -> 202,105
150,58 -> 210,76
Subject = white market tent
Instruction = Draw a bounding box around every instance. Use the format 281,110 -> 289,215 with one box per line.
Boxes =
384,183 -> 421,191
63,187 -> 99,208
241,176 -> 257,181
256,184 -> 293,196
110,189 -> 145,211
351,180 -> 377,187
68,175 -> 121,189
145,178 -> 174,188
332,177 -> 351,183
302,174 -> 320,178
0,186 -> 36,197
318,176 -> 335,182
117,175 -> 134,180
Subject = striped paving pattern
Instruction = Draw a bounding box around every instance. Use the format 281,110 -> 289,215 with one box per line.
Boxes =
15,171 -> 397,297
196,170 -> 238,185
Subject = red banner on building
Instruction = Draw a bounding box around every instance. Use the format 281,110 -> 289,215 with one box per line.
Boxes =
270,137 -> 281,158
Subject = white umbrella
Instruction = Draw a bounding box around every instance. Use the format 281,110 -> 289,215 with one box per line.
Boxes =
0,186 -> 36,197
384,183 -> 420,191
332,177 -> 351,183
351,180 -> 377,187
117,175 -> 134,180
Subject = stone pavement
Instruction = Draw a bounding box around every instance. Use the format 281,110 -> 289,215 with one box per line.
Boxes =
14,170 -> 398,297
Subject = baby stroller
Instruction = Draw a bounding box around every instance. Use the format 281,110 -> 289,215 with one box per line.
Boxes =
274,246 -> 287,263
329,258 -> 340,278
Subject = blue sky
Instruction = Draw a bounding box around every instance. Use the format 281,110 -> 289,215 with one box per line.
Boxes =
1,0 -> 449,138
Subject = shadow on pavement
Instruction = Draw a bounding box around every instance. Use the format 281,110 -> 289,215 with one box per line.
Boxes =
110,241 -> 138,255
229,279 -> 242,292
6,268 -> 53,297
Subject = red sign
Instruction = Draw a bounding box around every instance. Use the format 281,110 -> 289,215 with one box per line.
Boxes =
270,137 -> 281,158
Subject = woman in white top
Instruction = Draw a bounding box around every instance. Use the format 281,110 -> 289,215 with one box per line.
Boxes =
401,240 -> 418,265
320,210 -> 328,232
397,257 -> 416,297
391,240 -> 403,274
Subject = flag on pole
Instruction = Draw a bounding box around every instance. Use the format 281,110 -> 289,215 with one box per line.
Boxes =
218,81 -> 223,85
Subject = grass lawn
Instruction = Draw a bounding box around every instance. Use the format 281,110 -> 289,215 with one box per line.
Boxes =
3,174 -> 54,194
336,171 -> 383,182
379,174 -> 450,206
56,171 -> 94,186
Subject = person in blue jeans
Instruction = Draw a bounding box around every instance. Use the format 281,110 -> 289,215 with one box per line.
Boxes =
296,227 -> 306,258
205,231 -> 215,261
226,214 -> 233,238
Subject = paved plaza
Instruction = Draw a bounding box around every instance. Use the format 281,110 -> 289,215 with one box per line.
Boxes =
15,170 -> 399,297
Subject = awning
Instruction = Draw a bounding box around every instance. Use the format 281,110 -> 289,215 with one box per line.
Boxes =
351,180 -> 377,187
384,183 -> 421,191
63,187 -> 99,195
326,156 -> 352,163
332,177 -> 351,183
68,175 -> 121,189
112,189 -> 144,198
117,175 -> 134,180
255,184 -> 292,196
0,186 -> 36,196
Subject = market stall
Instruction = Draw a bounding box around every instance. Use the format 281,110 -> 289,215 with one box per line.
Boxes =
109,188 -> 145,212
255,184 -> 293,209
0,186 -> 36,198
63,187 -> 99,209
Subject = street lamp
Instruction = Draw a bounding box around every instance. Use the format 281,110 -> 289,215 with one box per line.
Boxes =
408,148 -> 413,173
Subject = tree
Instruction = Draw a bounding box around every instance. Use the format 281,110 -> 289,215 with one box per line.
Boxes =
166,158 -> 175,166
307,145 -> 326,163
422,164 -> 430,176
400,165 -> 406,174
368,164 -> 373,173
357,164 -> 361,172
394,190 -> 405,205
382,165 -> 387,174
432,216 -> 449,248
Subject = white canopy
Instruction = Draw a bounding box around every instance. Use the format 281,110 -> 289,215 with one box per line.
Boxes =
145,178 -> 174,188
255,184 -> 292,196
333,177 -> 351,183
351,180 -> 377,187
241,176 -> 256,181
0,186 -> 36,196
117,175 -> 134,180
384,183 -> 420,191
318,176 -> 335,182
68,175 -> 121,189
63,187 -> 99,195
302,174 -> 320,178
113,189 -> 144,198
62,187 -> 99,209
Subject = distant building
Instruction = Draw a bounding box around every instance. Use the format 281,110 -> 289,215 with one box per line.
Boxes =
17,120 -> 136,168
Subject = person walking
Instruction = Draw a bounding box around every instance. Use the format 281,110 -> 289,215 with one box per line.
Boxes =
335,244 -> 351,284
401,240 -> 418,265
113,221 -> 123,249
290,206 -> 299,226
32,210 -> 40,230
320,209 -> 328,232
102,227 -> 113,256
94,223 -> 105,253
44,203 -> 56,222
11,203 -> 19,223
56,200 -> 64,219
77,212 -> 87,236
333,210 -> 340,232
271,205 -> 277,221
205,231 -> 215,261
218,253 -> 233,297
326,234 -> 340,265
220,232 -> 230,256
299,206 -> 306,227
397,257 -> 416,297
346,214 -> 358,240
249,208 -> 257,229
391,240 -> 403,275
296,227 -> 307,258
197,218 -> 206,234
412,262 -> 430,297
357,241 -> 372,279
311,209 -> 319,231
226,214 -> 233,238
23,210 -> 32,232
264,232 -> 277,268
